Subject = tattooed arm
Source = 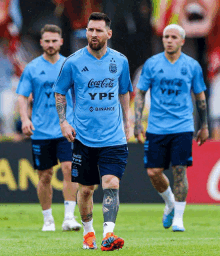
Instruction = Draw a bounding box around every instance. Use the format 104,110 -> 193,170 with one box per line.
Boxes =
195,91 -> 209,146
55,92 -> 76,142
55,92 -> 67,123
134,88 -> 146,143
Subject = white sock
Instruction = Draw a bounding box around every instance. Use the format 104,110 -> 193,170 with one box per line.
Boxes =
103,222 -> 115,237
172,201 -> 186,227
82,219 -> 95,236
42,208 -> 53,222
159,186 -> 175,214
64,201 -> 76,219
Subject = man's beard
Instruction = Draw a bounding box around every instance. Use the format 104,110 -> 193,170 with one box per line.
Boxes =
44,47 -> 59,56
89,40 -> 105,51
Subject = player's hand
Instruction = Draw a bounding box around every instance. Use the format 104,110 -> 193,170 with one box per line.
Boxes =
134,123 -> 146,143
22,118 -> 35,136
60,120 -> 76,142
196,127 -> 209,146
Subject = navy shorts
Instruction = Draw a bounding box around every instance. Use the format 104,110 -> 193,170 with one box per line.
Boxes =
144,132 -> 193,170
32,137 -> 72,170
71,139 -> 128,186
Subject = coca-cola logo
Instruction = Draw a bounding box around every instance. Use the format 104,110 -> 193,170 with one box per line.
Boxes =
88,78 -> 114,88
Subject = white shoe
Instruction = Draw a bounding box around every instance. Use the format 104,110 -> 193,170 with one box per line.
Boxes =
42,217 -> 55,231
62,217 -> 82,231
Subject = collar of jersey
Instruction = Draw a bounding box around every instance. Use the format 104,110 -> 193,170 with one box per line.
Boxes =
85,47 -> 110,61
163,51 -> 183,65
41,54 -> 63,65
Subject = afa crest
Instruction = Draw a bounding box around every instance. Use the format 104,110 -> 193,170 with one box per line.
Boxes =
181,67 -> 187,75
71,168 -> 78,177
109,63 -> 117,73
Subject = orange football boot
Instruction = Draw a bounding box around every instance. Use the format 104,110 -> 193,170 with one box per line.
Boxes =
101,232 -> 124,251
83,232 -> 97,249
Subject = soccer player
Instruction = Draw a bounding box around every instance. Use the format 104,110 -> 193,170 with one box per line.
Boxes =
16,24 -> 81,232
134,24 -> 209,232
54,12 -> 132,250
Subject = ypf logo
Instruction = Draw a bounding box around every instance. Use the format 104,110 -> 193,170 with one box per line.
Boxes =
207,159 -> 220,200
89,107 -> 94,112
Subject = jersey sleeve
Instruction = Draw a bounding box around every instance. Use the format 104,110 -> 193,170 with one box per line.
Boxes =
137,60 -> 151,92
16,66 -> 32,97
53,59 -> 74,95
118,58 -> 133,94
191,61 -> 207,94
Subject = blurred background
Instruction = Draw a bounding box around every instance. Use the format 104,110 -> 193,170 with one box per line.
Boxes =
1,0 -> 220,204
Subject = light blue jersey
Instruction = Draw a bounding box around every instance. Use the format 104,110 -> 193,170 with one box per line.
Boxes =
54,47 -> 133,147
16,55 -> 74,139
137,52 -> 206,134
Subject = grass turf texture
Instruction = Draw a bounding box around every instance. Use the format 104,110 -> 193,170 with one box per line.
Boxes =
0,204 -> 219,255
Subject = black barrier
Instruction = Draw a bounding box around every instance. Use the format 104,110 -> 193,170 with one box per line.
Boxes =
0,141 -> 173,203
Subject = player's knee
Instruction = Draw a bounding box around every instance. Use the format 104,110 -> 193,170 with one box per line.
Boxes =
147,168 -> 162,179
173,165 -> 187,175
79,186 -> 95,199
41,174 -> 52,185
147,168 -> 155,178
39,170 -> 53,185
102,175 -> 119,189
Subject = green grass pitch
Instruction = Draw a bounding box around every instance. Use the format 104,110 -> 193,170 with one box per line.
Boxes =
0,203 -> 219,255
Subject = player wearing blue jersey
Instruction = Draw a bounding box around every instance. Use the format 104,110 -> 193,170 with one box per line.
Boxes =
16,24 -> 81,232
134,24 -> 209,232
54,12 -> 132,250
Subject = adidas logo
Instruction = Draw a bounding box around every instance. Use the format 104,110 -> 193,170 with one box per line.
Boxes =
81,66 -> 89,72
159,69 -> 164,73
40,70 -> 45,75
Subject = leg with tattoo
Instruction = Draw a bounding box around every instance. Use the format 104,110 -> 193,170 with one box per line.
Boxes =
81,212 -> 93,223
101,189 -> 124,251
77,185 -> 97,248
173,165 -> 188,202
77,187 -> 94,233
102,189 -> 119,224
172,165 -> 188,232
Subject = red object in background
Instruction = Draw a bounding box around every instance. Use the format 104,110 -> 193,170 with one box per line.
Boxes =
0,0 -> 23,76
53,0 -> 102,30
207,12 -> 220,82
187,140 -> 220,203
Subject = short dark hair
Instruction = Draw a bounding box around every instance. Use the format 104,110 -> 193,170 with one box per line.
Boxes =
41,24 -> 62,37
88,12 -> 111,28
